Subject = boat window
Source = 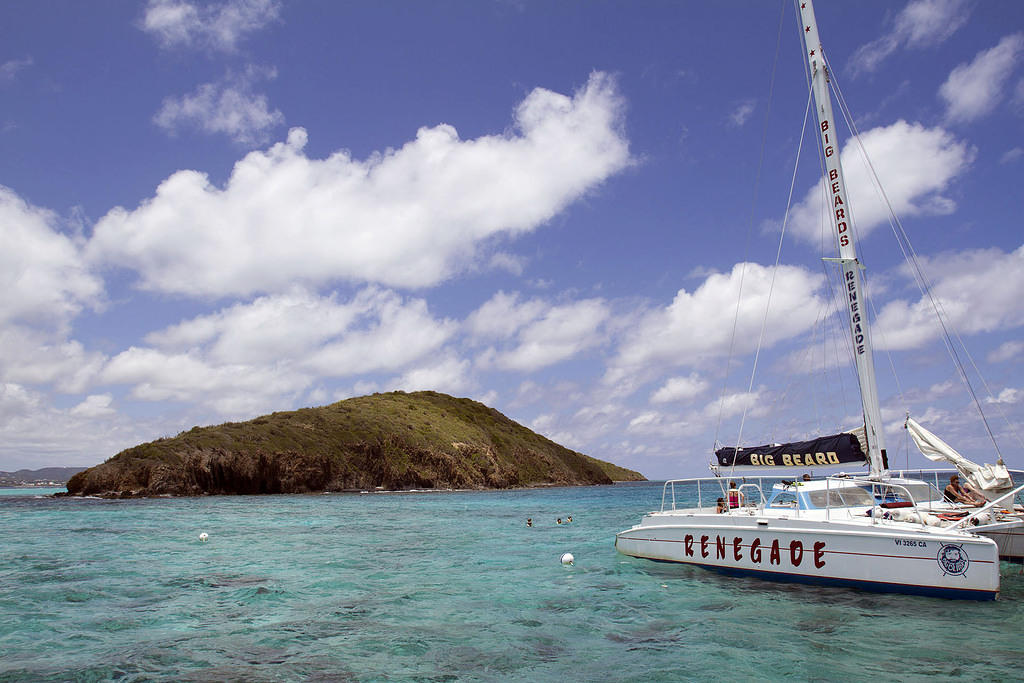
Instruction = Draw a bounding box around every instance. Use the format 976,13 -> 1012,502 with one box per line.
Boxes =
900,483 -> 942,504
769,492 -> 798,508
808,487 -> 875,508
861,482 -> 942,505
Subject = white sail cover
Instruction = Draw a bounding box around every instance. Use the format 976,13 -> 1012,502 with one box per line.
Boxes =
906,417 -> 1013,493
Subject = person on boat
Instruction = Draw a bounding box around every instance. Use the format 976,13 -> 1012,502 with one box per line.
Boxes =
944,475 -> 985,507
716,497 -> 727,513
727,482 -> 744,508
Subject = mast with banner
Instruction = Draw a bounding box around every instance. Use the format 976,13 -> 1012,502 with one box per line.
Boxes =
798,0 -> 888,477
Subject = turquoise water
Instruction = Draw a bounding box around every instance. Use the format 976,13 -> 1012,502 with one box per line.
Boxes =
0,487 -> 66,497
2,483 -> 1023,682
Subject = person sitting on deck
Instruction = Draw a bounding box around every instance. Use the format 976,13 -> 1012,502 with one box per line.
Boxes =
727,482 -> 744,508
944,475 -> 985,507
716,497 -> 728,513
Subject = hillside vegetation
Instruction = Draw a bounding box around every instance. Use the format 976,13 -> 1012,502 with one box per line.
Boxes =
67,391 -> 644,497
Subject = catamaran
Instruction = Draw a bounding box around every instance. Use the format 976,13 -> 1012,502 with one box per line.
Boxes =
616,0 -> 1020,600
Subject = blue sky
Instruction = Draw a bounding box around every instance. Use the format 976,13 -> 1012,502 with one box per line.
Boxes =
1,0 -> 1022,479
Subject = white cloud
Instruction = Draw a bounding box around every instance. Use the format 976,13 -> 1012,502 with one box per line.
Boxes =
101,346 -> 307,417
499,299 -> 609,371
607,262 -> 825,391
530,398 -> 629,451
729,100 -> 756,127
70,394 -> 116,418
622,393 -> 761,440
141,0 -> 280,52
1002,147 -> 1024,164
985,388 -> 1020,405
0,57 -> 32,81
873,245 -> 1024,350
0,383 -> 39,421
102,287 -> 457,417
0,187 -> 108,400
304,292 -> 456,377
850,0 -> 972,75
466,291 -> 548,341
393,356 -> 473,395
0,186 -> 103,327
88,72 -> 631,297
707,390 -> 767,420
927,380 -> 958,398
774,334 -> 849,377
147,287 -> 367,364
940,33 -> 1024,123
154,67 -> 284,145
989,340 -> 1024,363
487,252 -> 525,276
471,293 -> 610,372
650,373 -> 709,404
628,411 -> 662,431
0,327 -> 106,393
786,121 -> 974,245
0,383 -> 137,469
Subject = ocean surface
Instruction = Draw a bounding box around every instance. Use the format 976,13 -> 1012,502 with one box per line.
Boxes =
2,482 -> 1023,682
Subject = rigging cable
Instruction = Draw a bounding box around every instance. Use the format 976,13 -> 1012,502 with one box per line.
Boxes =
729,86 -> 814,478
713,0 -> 789,454
828,62 -> 1017,458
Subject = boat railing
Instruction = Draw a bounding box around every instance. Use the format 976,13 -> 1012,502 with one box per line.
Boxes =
817,476 -> 960,526
886,468 -> 1024,503
660,477 -> 767,513
848,476 -> 945,507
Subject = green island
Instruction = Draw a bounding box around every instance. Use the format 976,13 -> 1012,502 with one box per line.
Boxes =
67,391 -> 645,497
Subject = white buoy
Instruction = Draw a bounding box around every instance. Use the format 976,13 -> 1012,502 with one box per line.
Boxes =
199,532 -> 209,542
560,552 -> 574,566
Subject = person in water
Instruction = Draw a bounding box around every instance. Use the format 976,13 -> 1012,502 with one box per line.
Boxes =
716,497 -> 727,513
526,518 -> 533,527
556,518 -> 562,524
944,475 -> 985,506
727,482 -> 744,508
566,515 -> 573,523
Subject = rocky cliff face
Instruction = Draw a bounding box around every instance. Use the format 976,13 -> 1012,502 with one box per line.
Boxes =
66,392 -> 644,497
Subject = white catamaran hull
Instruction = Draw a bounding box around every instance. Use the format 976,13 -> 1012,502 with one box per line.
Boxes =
977,520 -> 1024,563
616,512 -> 1000,600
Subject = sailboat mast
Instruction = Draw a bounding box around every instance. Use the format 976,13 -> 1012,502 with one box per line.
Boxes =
798,0 -> 888,476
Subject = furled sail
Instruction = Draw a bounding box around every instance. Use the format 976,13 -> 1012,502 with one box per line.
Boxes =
905,416 -> 1013,495
715,431 -> 868,471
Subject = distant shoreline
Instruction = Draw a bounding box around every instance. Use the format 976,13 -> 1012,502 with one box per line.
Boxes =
50,480 -> 648,500
0,484 -> 70,489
